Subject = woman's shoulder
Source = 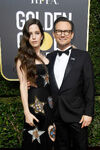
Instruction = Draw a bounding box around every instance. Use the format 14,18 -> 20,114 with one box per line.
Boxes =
47,51 -> 57,58
16,59 -> 21,66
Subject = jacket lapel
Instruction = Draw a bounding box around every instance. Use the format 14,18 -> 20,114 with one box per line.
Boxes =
49,51 -> 59,91
60,49 -> 76,90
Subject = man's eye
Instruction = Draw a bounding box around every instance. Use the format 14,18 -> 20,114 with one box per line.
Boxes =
57,30 -> 61,32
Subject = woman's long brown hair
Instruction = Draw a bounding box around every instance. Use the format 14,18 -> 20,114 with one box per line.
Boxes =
15,18 -> 45,84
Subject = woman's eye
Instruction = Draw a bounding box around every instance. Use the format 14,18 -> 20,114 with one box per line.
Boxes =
35,32 -> 40,35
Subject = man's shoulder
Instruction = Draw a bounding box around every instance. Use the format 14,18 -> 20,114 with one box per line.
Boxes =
46,51 -> 57,58
72,48 -> 89,56
73,48 -> 87,53
72,48 -> 91,63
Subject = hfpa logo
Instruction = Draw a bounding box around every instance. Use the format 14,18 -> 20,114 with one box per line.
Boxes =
31,0 -> 59,5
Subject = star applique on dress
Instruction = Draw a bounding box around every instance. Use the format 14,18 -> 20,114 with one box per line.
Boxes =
30,96 -> 45,114
40,73 -> 49,86
28,127 -> 45,143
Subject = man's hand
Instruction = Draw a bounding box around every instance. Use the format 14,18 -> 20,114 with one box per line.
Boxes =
27,81 -> 37,89
27,81 -> 31,89
79,115 -> 92,128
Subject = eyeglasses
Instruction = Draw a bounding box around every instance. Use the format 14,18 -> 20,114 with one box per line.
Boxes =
55,30 -> 72,36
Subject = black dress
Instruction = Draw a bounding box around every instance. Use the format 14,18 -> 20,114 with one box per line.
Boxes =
22,64 -> 55,150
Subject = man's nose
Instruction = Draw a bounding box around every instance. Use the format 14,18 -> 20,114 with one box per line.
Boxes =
61,31 -> 65,36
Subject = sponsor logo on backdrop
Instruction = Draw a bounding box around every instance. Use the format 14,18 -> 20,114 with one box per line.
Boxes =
15,0 -> 72,50
0,0 -> 89,80
31,0 -> 59,5
16,11 -> 72,49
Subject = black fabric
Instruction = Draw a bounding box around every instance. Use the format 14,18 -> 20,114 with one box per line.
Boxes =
57,46 -> 72,56
55,119 -> 88,150
47,48 -> 94,150
22,64 -> 54,150
47,49 -> 95,123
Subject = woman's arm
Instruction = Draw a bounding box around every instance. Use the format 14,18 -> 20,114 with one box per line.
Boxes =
16,59 -> 39,126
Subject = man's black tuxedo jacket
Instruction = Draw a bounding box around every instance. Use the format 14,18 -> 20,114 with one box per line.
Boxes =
47,48 -> 95,123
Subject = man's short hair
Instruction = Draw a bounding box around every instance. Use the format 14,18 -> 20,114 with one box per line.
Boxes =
53,16 -> 74,32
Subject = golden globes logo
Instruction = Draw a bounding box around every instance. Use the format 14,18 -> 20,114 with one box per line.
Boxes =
16,11 -> 72,51
0,0 -> 89,80
31,0 -> 59,5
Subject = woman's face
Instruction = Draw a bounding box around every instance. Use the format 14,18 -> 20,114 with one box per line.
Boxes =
29,24 -> 43,49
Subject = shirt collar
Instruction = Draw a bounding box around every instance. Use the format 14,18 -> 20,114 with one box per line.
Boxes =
57,45 -> 72,51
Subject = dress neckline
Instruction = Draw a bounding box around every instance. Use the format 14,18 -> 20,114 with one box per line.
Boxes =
36,64 -> 49,66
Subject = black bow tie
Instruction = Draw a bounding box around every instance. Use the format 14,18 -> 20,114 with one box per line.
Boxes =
57,47 -> 72,56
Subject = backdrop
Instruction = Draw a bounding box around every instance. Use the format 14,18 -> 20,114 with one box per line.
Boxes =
0,0 -> 90,80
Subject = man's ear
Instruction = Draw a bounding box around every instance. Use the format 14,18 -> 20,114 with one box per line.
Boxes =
71,32 -> 74,40
52,31 -> 55,39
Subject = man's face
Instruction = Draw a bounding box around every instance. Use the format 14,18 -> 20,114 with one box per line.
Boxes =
53,21 -> 74,50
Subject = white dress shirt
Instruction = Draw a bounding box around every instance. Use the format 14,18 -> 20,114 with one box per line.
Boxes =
54,46 -> 72,89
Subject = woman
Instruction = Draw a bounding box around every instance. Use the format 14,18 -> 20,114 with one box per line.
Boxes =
15,18 -> 55,149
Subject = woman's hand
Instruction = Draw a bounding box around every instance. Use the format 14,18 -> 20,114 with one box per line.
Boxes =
25,111 -> 39,126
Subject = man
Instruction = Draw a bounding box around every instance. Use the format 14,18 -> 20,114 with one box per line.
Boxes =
47,17 -> 94,150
